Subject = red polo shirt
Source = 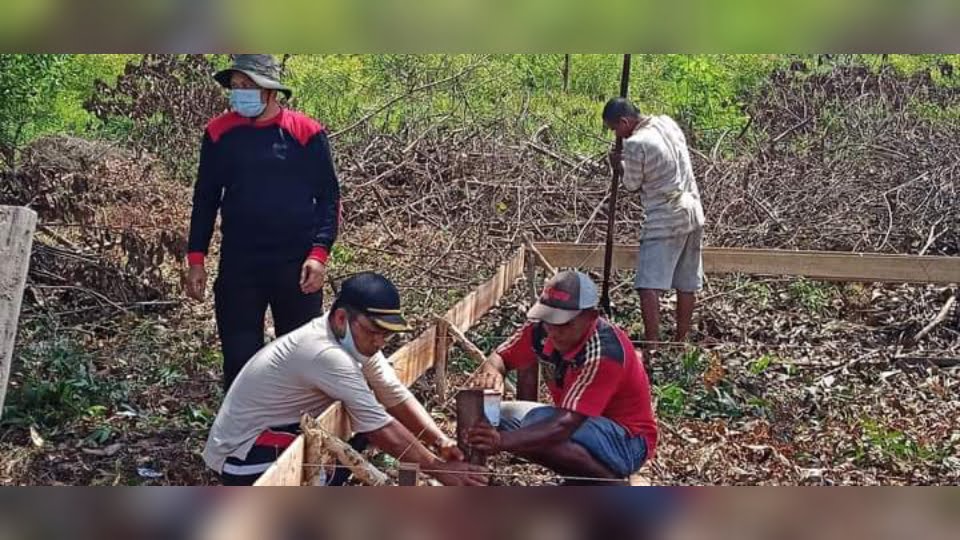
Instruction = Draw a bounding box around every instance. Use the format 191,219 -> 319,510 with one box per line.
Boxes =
496,315 -> 658,456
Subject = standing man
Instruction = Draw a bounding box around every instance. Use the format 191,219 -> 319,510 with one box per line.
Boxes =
468,271 -> 657,484
603,97 -> 705,359
203,272 -> 486,486
184,54 -> 340,390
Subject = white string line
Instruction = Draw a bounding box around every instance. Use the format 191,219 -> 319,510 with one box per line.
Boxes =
425,334 -> 958,353
296,461 -> 627,484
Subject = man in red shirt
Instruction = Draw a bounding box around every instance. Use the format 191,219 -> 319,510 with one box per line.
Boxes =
468,271 -> 657,483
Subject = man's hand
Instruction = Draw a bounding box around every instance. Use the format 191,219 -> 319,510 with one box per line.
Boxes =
466,423 -> 501,453
184,265 -> 207,301
608,149 -> 624,176
428,460 -> 489,486
468,371 -> 504,393
436,437 -> 465,462
300,259 -> 326,294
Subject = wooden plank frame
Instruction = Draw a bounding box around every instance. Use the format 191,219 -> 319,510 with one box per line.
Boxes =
254,247 -> 526,486
532,242 -> 960,284
251,239 -> 959,487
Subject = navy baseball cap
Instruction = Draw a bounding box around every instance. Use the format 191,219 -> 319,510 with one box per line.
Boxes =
336,272 -> 411,332
527,270 -> 599,325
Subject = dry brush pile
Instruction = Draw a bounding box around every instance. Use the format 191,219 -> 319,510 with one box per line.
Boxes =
0,136 -> 190,326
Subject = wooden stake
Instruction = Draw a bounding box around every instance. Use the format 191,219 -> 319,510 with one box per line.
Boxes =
526,253 -> 539,302
398,463 -> 419,486
434,318 -> 450,402
0,206 -> 37,419
456,389 -> 487,466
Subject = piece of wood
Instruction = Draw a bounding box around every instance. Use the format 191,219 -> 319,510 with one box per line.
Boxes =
0,206 -> 37,419
456,389 -> 487,466
253,436 -> 304,487
439,315 -> 516,395
433,319 -> 450,402
441,317 -> 488,368
443,247 -> 525,331
300,414 -> 331,486
913,294 -> 957,342
532,242 -> 960,284
523,235 -> 556,275
391,325 -> 437,387
302,414 -> 388,486
398,463 -> 419,486
526,254 -> 539,302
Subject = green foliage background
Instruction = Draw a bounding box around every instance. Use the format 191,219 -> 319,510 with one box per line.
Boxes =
2,54 -> 957,172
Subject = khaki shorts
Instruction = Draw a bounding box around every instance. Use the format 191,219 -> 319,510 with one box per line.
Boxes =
634,227 -> 704,292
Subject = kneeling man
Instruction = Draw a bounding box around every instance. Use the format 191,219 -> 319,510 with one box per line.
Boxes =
468,271 -> 657,483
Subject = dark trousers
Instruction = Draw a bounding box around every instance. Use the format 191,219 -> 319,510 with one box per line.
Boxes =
214,259 -> 323,391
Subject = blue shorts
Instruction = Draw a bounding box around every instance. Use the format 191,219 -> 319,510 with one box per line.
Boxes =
499,401 -> 648,478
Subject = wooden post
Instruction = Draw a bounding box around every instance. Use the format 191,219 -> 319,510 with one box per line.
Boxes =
398,463 -> 419,486
521,246 -> 542,401
434,318 -> 450,403
526,252 -> 538,303
562,54 -> 571,93
0,206 -> 37,419
456,389 -> 487,466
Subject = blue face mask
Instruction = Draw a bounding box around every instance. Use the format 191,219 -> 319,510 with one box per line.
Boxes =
230,88 -> 266,118
340,321 -> 371,362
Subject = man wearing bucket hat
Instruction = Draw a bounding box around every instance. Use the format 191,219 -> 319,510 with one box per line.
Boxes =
467,270 -> 658,484
203,272 -> 486,486
185,54 -> 342,391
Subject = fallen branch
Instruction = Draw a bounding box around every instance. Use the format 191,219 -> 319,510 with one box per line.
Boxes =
301,414 -> 389,486
912,294 -> 957,342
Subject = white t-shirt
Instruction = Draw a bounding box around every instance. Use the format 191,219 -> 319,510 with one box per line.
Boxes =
622,115 -> 705,240
202,313 -> 413,473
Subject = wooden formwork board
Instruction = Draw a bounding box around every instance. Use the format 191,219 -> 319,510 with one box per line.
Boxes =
1,206 -> 38,419
532,242 -> 960,284
254,247 -> 526,486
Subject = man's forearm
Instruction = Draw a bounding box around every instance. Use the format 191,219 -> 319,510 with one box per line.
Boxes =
366,420 -> 442,468
387,398 -> 451,449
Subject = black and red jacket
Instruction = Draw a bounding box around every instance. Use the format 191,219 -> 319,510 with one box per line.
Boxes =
187,108 -> 340,267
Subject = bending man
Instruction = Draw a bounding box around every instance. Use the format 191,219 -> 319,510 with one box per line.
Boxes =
203,272 -> 486,486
